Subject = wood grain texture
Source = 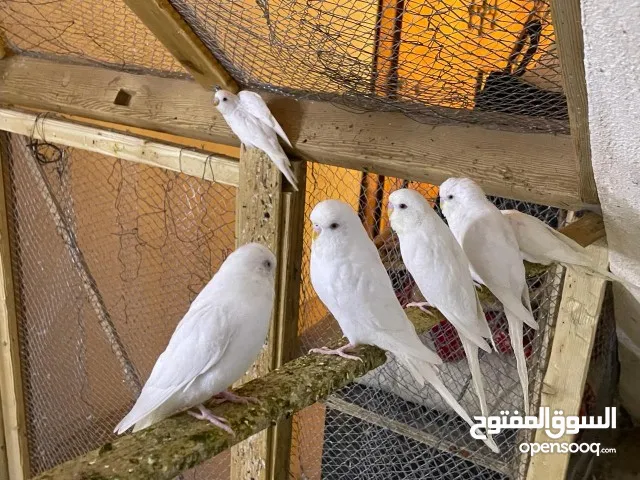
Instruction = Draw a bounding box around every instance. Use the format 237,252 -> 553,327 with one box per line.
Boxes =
0,133 -> 29,479
269,160 -> 306,480
558,211 -> 605,247
525,240 -> 609,480
123,0 -> 237,91
0,55 -> 585,209
0,108 -> 239,187
550,0 -> 598,204
232,147 -> 283,480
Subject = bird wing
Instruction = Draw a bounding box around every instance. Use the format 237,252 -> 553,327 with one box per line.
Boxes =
410,227 -> 492,348
461,210 -> 537,330
347,256 -> 443,364
238,91 -> 292,147
503,210 -> 590,265
114,302 -> 235,432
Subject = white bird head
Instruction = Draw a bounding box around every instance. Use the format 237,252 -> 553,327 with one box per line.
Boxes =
220,242 -> 276,280
438,177 -> 486,219
388,188 -> 435,234
310,199 -> 367,252
213,88 -> 240,113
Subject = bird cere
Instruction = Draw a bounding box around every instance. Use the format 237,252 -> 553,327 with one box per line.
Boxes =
110,87 -> 622,465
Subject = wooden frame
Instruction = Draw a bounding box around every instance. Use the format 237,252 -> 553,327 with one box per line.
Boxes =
0,133 -> 29,480
122,0 -> 237,92
526,240 -> 609,479
549,0 -> 598,205
232,149 -> 306,480
0,108 -> 239,187
0,55 -> 585,210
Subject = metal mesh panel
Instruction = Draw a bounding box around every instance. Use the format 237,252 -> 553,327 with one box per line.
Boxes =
3,134 -> 232,478
170,0 -> 567,133
1,0 -> 186,75
291,163 -> 565,479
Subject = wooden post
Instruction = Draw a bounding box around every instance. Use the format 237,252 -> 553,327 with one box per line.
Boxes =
232,147 -> 284,480
269,161 -> 306,480
550,0 -> 598,204
525,239 -> 609,480
0,133 -> 29,479
122,0 -> 238,92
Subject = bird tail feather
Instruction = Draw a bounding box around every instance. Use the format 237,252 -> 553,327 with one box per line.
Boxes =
269,151 -> 299,191
505,310 -> 530,414
400,355 -> 500,453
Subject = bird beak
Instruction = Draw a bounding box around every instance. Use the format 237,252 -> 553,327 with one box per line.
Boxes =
213,97 -> 220,107
387,202 -> 394,213
312,224 -> 321,241
434,195 -> 441,209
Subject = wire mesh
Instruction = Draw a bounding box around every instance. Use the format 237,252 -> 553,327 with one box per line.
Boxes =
3,133 -> 233,478
291,163 -> 569,479
170,0 -> 567,133
0,0 -> 187,76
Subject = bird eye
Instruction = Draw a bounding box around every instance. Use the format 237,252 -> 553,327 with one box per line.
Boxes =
447,195 -> 453,200
222,97 -> 228,102
399,203 -> 407,210
263,260 -> 272,269
329,222 -> 339,230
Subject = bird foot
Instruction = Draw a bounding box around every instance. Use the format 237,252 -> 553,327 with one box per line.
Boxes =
308,343 -> 363,362
406,302 -> 434,316
188,404 -> 234,435
211,390 -> 259,405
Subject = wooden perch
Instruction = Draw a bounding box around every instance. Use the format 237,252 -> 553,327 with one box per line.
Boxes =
31,213 -> 605,479
33,308 -> 436,480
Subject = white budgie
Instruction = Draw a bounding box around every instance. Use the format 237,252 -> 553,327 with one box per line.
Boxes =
388,189 -> 496,436
114,243 -> 276,435
501,209 -> 632,286
309,199 -> 499,453
439,178 -> 536,414
213,87 -> 298,191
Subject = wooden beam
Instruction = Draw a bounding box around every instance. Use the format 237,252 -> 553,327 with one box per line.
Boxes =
525,239 -> 609,480
122,0 -> 238,92
232,147 -> 284,480
0,387 -> 8,480
0,108 -> 239,187
0,133 -> 29,479
269,160 -> 306,480
0,55 -> 585,209
557,211 -> 605,247
550,0 -> 598,204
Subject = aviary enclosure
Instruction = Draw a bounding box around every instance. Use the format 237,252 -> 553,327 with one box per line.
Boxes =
0,1 -> 616,479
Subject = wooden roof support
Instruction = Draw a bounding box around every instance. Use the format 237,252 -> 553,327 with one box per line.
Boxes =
550,0 -> 598,204
123,0 -> 238,92
0,55 -> 585,209
0,108 -> 240,187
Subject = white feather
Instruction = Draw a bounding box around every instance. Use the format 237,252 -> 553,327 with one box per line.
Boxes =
215,89 -> 298,191
388,189 -> 496,447
114,243 -> 276,434
310,199 -> 499,453
440,178 -> 536,414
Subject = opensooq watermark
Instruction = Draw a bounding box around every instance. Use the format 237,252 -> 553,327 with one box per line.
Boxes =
469,407 -> 617,456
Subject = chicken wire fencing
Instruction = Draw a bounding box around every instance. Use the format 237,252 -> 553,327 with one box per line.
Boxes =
0,0 -> 187,76
170,0 -> 567,133
290,163 -> 617,480
4,0 -> 567,132
2,133 -> 235,479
